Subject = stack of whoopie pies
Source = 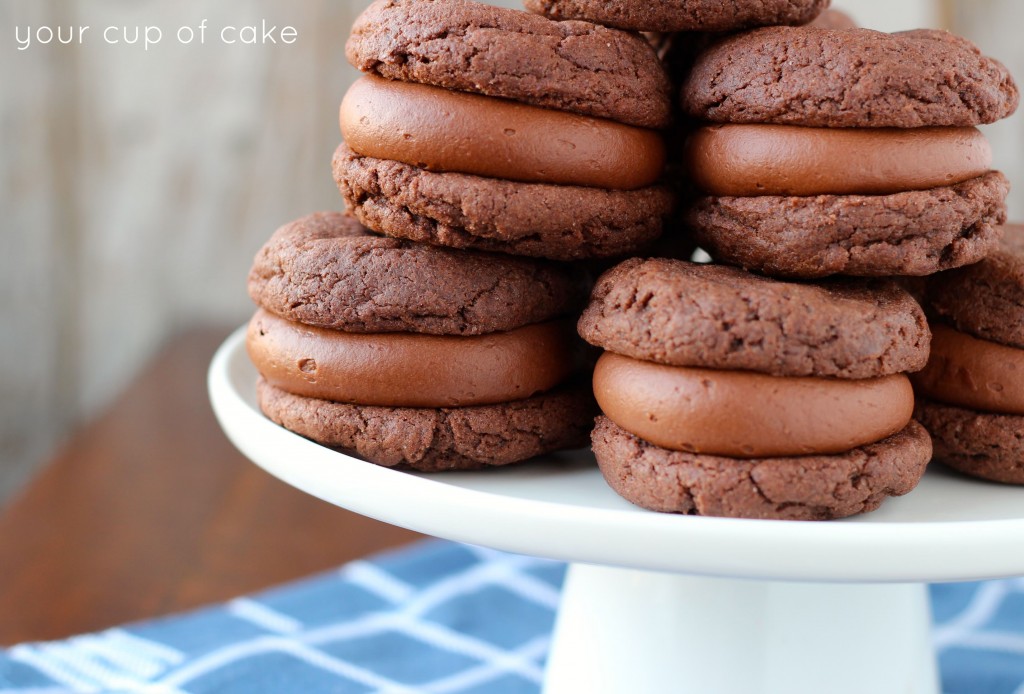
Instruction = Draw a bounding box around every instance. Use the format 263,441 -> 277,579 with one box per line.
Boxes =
244,0 -> 1023,517
244,0 -> 682,471
542,4 -> 1021,518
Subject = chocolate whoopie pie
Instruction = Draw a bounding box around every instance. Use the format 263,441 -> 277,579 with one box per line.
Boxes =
913,224 -> 1024,483
578,258 -> 933,520
523,0 -> 828,33
681,27 -> 1018,278
247,212 -> 597,471
335,0 -> 674,261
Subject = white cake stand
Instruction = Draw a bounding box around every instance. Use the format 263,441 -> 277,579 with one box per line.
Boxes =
209,327 -> 1024,694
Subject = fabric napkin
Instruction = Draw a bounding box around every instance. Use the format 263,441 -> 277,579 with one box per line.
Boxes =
0,540 -> 1021,693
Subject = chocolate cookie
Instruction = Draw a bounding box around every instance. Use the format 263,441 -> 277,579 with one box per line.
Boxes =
523,0 -> 827,33
926,224 -> 1024,349
592,416 -> 932,520
333,144 -> 674,261
257,379 -> 596,472
346,0 -> 671,129
248,211 -> 588,334
578,258 -> 930,379
682,28 -> 1019,128
688,171 -> 1009,278
915,400 -> 1024,484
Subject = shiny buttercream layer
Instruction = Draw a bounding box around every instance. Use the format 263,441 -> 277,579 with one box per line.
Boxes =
912,324 -> 1024,415
685,124 -> 991,196
247,309 -> 576,408
593,352 -> 915,458
340,75 -> 666,190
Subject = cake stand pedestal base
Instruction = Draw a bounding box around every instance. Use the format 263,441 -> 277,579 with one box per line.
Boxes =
544,563 -> 939,694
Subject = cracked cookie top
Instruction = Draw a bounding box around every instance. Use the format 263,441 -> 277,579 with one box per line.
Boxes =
681,27 -> 1019,128
345,0 -> 672,129
578,258 -> 931,378
248,212 -> 589,335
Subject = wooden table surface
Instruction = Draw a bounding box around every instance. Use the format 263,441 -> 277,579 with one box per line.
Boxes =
0,327 -> 423,646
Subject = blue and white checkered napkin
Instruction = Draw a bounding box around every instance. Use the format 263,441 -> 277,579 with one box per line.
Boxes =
0,540 -> 1022,693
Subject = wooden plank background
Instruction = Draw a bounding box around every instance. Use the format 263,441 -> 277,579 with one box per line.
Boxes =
1,0 -> 368,500
1,0 -> 1021,502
